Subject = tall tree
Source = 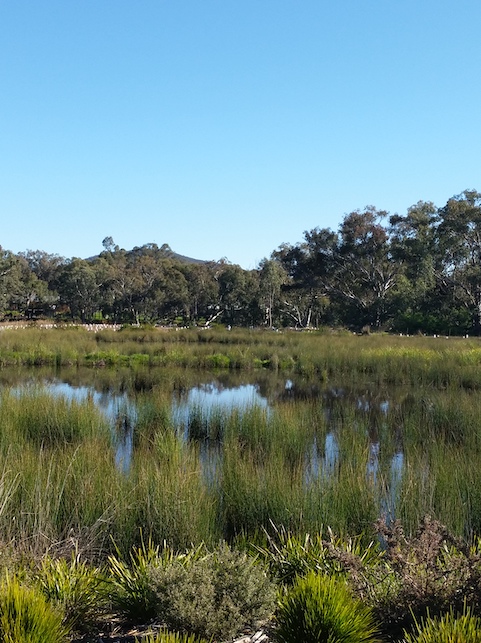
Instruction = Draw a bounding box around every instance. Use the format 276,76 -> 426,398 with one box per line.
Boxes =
56,258 -> 100,322
258,258 -> 287,327
334,207 -> 397,328
436,190 -> 481,334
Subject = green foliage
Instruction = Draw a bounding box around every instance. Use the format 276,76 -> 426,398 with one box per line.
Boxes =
35,551 -> 107,631
0,575 -> 68,643
204,353 -> 231,368
148,543 -> 275,641
108,538 -> 162,621
257,524 -> 384,587
403,606 -> 481,643
275,571 -> 379,643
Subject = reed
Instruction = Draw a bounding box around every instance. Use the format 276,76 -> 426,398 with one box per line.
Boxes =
123,433 -> 219,552
0,388 -> 111,450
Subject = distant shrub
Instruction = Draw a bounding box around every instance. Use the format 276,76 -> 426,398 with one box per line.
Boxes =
205,353 -> 231,368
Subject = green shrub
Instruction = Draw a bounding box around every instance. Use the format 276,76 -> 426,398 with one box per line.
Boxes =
35,552 -> 107,632
149,543 -> 275,641
0,575 -> 68,643
205,353 -> 230,368
403,606 -> 481,642
275,572 -> 379,643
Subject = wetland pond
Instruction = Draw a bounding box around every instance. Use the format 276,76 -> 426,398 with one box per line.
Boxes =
4,366 -> 405,511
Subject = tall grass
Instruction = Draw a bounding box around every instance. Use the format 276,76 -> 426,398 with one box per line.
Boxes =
0,388 -> 111,449
0,332 -> 481,552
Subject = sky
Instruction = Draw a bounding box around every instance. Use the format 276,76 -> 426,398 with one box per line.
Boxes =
1,1 -> 481,269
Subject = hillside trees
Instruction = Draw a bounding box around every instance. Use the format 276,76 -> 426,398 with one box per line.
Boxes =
2,189 -> 481,333
216,263 -> 261,326
183,262 -> 220,324
56,258 -> 101,322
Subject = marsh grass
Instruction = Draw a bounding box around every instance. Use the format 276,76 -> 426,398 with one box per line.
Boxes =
0,388 -> 111,449
1,327 -> 481,388
0,330 -> 481,551
0,378 -> 472,552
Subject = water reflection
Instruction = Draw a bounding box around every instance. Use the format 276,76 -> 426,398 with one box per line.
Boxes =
3,369 -> 406,510
172,382 -> 268,439
304,433 -> 340,484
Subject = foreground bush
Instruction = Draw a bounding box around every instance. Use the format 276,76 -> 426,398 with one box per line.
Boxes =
370,517 -> 481,636
0,575 -> 68,643
403,606 -> 481,642
35,552 -> 107,632
275,571 -> 379,643
108,539 -> 162,622
257,523 -> 384,586
149,543 -> 276,641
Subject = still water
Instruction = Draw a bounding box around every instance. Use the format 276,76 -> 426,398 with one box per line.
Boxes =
7,368 -> 404,510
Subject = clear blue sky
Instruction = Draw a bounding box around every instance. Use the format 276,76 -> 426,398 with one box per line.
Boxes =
1,1 -> 480,268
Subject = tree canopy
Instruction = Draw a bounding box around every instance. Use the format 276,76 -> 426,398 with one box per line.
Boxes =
3,191 -> 481,334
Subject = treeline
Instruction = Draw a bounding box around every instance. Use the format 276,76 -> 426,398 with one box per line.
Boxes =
3,189 -> 481,334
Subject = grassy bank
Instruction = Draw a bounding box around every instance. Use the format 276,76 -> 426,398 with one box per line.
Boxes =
1,326 -> 481,388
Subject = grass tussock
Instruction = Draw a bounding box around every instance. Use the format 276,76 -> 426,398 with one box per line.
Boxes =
275,572 -> 380,643
403,606 -> 481,643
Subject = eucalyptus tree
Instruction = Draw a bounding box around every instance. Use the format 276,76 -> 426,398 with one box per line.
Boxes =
276,208 -> 397,329
98,249 -> 144,323
333,207 -> 397,328
19,250 -> 65,287
436,190 -> 481,334
56,258 -> 101,321
151,259 -> 190,323
389,201 -> 440,333
183,262 -> 220,324
258,258 -> 287,327
272,240 -> 331,328
216,263 -> 261,326
7,254 -> 56,318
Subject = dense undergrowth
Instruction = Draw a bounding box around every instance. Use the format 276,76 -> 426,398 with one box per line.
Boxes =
0,519 -> 479,642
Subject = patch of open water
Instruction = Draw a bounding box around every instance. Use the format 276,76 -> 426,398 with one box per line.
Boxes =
7,372 -> 405,515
